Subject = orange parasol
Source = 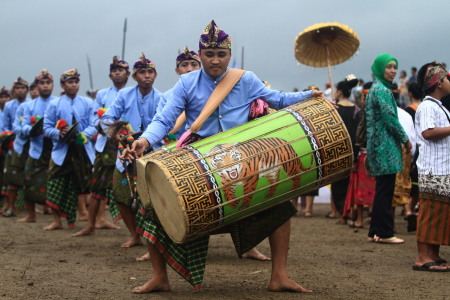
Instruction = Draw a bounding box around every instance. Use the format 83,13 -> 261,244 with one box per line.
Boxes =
295,22 -> 360,93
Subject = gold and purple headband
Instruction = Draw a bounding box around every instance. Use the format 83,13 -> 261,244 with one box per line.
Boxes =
0,87 -> 11,97
199,20 -> 231,50
110,56 -> 129,71
60,68 -> 80,83
133,53 -> 156,74
423,62 -> 447,90
35,69 -> 54,82
176,46 -> 201,67
12,77 -> 29,89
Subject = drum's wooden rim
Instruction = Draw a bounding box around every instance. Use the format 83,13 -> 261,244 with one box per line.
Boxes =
146,160 -> 189,243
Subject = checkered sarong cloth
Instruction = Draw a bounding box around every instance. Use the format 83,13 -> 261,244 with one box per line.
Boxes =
14,188 -> 25,211
106,189 -> 121,223
139,216 -> 209,290
46,176 -> 78,227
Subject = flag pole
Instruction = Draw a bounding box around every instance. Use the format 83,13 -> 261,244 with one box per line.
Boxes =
122,18 -> 127,59
86,54 -> 94,90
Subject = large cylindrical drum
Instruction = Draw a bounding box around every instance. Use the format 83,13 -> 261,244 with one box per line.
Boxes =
137,97 -> 353,243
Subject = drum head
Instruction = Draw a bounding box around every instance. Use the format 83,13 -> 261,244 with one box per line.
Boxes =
61,122 -> 79,144
146,161 -> 188,243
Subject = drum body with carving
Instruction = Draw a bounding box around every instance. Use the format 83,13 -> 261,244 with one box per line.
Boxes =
137,97 -> 352,243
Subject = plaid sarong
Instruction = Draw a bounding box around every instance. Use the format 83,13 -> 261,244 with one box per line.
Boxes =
139,215 -> 210,290
14,189 -> 25,211
106,189 -> 121,223
4,148 -> 29,187
46,145 -> 93,227
23,139 -> 52,204
46,176 -> 78,227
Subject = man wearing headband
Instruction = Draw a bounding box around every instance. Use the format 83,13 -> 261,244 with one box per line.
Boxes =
101,53 -> 163,248
1,77 -> 30,217
42,69 -> 96,230
365,54 -> 412,245
73,56 -> 130,237
16,70 -> 57,223
127,20 -> 322,294
412,62 -> 450,272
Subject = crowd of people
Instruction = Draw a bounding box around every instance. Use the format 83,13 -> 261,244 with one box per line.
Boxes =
295,56 -> 450,272
0,20 -> 449,296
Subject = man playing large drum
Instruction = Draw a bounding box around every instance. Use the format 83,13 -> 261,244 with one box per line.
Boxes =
124,20 -> 323,293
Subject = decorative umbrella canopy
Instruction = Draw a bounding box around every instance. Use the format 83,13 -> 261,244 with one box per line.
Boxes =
295,22 -> 360,67
295,22 -> 359,94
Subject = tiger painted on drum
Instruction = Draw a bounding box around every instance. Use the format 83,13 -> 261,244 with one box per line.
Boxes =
207,137 -> 310,210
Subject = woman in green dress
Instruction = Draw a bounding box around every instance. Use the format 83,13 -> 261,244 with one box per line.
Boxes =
365,53 -> 412,244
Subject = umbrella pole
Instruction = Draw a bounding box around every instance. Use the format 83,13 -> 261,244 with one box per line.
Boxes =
326,45 -> 334,99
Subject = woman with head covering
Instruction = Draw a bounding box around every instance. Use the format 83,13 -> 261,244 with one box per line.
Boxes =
365,54 -> 412,244
412,61 -> 450,272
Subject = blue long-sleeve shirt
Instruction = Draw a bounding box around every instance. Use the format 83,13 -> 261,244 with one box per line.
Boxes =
12,100 -> 31,155
22,95 -> 57,159
141,68 -> 313,146
3,98 -> 30,131
101,85 -> 163,171
155,88 -> 187,139
93,86 -> 120,153
43,95 -> 96,166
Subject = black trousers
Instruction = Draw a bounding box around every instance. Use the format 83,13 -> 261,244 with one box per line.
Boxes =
368,173 -> 396,238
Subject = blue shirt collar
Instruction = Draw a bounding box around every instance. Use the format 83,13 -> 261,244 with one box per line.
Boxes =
200,68 -> 229,83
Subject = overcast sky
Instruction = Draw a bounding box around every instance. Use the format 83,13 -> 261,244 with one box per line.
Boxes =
1,0 -> 449,97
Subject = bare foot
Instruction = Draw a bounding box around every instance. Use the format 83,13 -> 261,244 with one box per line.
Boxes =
72,226 -> 95,237
242,248 -> 271,261
43,222 -> 63,231
95,220 -> 120,230
121,236 -> 143,248
17,216 -> 36,223
268,277 -> 312,293
136,252 -> 151,262
78,214 -> 89,222
132,278 -> 171,294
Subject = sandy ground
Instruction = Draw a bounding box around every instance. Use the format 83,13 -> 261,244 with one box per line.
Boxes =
0,203 -> 448,300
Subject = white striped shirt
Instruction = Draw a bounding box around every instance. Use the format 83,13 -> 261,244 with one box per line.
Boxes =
415,96 -> 450,175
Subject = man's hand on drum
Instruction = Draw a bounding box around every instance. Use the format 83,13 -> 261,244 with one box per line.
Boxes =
312,89 -> 338,108
120,138 -> 150,163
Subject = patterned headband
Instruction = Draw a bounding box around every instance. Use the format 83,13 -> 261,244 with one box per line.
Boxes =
176,46 -> 201,67
423,62 -> 447,90
12,77 -> 29,89
35,69 -> 54,82
110,56 -> 129,71
133,53 -> 156,74
0,87 -> 11,97
199,20 -> 231,50
60,68 -> 80,83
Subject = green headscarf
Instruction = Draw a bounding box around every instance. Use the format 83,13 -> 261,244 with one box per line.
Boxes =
371,53 -> 398,87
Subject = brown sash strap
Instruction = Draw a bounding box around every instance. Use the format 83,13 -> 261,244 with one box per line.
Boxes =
190,68 -> 245,133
